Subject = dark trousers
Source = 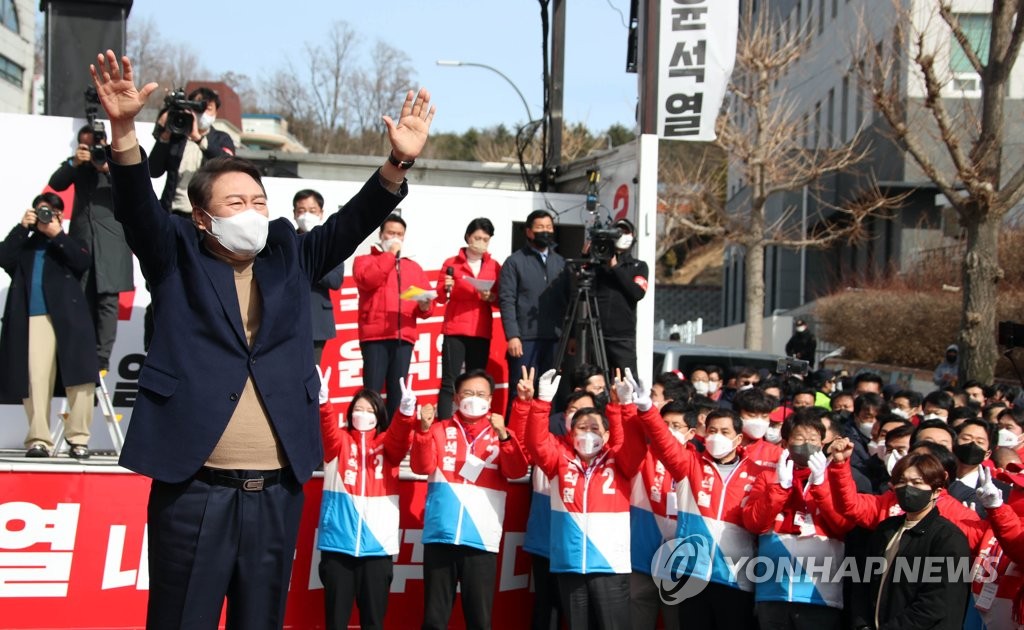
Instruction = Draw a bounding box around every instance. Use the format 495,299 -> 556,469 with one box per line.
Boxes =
629,571 -> 679,630
360,339 -> 414,427
319,551 -> 393,630
438,335 -> 490,419
756,600 -> 841,630
557,572 -> 630,630
506,338 -> 557,415
84,273 -> 120,371
530,553 -> 563,630
145,469 -> 305,630
603,337 -> 637,379
675,582 -> 755,629
422,543 -> 497,630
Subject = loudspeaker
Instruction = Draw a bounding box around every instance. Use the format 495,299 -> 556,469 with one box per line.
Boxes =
42,0 -> 132,117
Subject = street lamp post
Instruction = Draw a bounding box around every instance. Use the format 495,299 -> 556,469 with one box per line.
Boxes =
435,60 -> 534,123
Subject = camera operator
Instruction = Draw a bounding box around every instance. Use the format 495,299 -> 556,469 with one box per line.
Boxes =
592,218 -> 648,376
48,124 -> 134,373
0,193 -> 98,459
149,86 -> 235,218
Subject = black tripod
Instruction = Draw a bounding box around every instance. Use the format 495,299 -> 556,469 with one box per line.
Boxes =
553,261 -> 609,377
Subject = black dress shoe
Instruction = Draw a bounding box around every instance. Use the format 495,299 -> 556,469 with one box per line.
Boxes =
26,444 -> 49,458
69,444 -> 91,460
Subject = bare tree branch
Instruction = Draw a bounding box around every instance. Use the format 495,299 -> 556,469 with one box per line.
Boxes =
939,5 -> 984,75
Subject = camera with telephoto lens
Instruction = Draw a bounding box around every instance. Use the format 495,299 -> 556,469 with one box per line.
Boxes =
34,205 -> 54,225
84,87 -> 107,165
162,89 -> 208,137
776,357 -> 810,377
587,223 -> 622,265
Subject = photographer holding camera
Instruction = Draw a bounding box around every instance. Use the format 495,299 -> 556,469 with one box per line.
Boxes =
48,123 -> 134,373
149,86 -> 235,217
0,193 -> 98,458
592,218 -> 648,376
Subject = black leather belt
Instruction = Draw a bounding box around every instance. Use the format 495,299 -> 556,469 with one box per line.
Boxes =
194,467 -> 289,492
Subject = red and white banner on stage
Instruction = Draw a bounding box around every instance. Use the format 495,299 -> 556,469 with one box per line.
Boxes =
0,469 -> 534,629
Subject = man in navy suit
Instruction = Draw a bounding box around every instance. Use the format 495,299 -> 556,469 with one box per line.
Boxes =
92,50 -> 435,629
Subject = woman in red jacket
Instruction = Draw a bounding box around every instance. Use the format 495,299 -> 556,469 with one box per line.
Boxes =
434,218 -> 501,418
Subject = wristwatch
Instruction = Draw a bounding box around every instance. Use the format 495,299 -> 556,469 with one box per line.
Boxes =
387,152 -> 415,170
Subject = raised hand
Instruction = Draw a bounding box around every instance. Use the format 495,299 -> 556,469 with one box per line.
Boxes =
612,369 -> 633,405
316,365 -> 331,406
537,369 -> 561,403
517,366 -> 535,402
829,437 -> 854,464
89,50 -> 157,124
489,413 -> 508,440
808,450 -> 828,486
625,368 -> 652,412
975,466 -> 1004,509
398,375 -> 417,417
777,450 -> 794,489
382,88 -> 435,161
418,403 -> 436,433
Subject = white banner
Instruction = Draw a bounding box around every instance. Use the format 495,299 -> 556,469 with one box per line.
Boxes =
656,0 -> 739,141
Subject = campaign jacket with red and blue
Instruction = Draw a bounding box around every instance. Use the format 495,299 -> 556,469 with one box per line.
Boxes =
525,400 -> 646,575
638,406 -> 770,592
630,450 -> 681,575
410,412 -> 528,553
742,465 -> 856,608
318,401 -> 415,557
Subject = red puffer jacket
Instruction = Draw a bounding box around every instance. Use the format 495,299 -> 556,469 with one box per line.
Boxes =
434,248 -> 501,338
353,246 -> 434,343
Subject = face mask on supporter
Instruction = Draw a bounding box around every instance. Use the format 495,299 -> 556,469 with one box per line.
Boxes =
531,231 -> 554,249
459,396 -> 491,419
615,234 -> 634,250
198,112 -> 216,131
922,413 -> 944,422
350,411 -> 377,432
670,428 -> 689,445
894,485 -> 934,513
999,428 -> 1021,448
788,443 -> 821,468
795,325 -> 807,333
204,209 -> 268,257
693,381 -> 710,396
575,432 -> 604,457
890,407 -> 910,420
742,417 -> 770,440
857,422 -> 875,439
380,237 -> 403,252
885,450 -> 903,475
705,434 -> 736,460
739,384 -> 754,392
707,381 -> 720,394
296,213 -> 321,233
592,391 -> 610,408
765,425 -> 783,444
867,440 -> 886,460
953,442 -> 987,466
467,241 -> 488,256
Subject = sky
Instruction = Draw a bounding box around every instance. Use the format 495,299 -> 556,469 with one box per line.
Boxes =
127,0 -> 640,134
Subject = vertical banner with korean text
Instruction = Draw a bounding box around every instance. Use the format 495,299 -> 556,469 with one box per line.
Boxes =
656,0 -> 739,141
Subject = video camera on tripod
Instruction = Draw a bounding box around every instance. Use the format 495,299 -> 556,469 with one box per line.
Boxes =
583,169 -> 623,266
83,87 -> 107,165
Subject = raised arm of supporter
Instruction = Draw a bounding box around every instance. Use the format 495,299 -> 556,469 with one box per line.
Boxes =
615,404 -> 649,478
507,368 -> 534,460
353,247 -> 397,292
808,478 -> 858,536
491,412 -> 529,480
526,399 -> 562,478
827,437 -> 889,529
742,469 -> 791,533
409,414 -> 440,475
605,402 -> 626,454
319,399 -> 347,462
383,409 -> 417,467
636,404 -> 693,482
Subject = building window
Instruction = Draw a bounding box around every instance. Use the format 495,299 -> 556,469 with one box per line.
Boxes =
0,53 -> 23,87
950,13 -> 991,72
0,0 -> 17,34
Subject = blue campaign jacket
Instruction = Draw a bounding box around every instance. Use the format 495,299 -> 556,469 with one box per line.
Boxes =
109,153 -> 402,483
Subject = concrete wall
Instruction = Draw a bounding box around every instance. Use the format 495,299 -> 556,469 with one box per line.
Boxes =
0,0 -> 35,114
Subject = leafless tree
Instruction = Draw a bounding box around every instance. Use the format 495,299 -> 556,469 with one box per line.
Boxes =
864,1 -> 1024,383
126,15 -> 208,117
662,5 -> 897,349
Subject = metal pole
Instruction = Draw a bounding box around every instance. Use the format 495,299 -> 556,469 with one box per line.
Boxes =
436,60 -> 533,123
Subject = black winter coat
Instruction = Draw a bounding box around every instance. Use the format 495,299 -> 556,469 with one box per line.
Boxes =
0,225 -> 99,402
850,506 -> 970,630
593,251 -> 648,338
148,129 -> 235,212
48,160 -> 134,293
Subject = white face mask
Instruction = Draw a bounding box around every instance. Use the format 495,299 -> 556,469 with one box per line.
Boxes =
575,432 -> 604,456
705,433 -> 736,460
739,384 -> 754,391
670,428 -> 689,445
867,440 -> 886,460
795,325 -> 807,333
296,213 -> 321,233
890,407 -> 910,420
380,237 -> 403,252
351,410 -> 377,432
198,112 -> 216,131
764,424 -> 782,444
707,381 -> 720,394
922,413 -> 944,422
693,381 -> 710,396
459,396 -> 491,419
885,450 -> 903,475
857,422 -> 875,439
998,428 -> 1021,449
742,417 -> 770,439
204,209 -> 268,257
615,234 -> 634,250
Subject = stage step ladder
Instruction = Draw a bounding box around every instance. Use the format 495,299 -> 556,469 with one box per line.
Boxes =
50,370 -> 124,455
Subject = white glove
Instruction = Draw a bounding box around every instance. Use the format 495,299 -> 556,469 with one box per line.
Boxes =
808,450 -> 828,486
537,369 -> 561,403
612,373 -> 633,405
316,365 -> 330,406
777,450 -> 794,489
398,375 -> 417,417
625,368 -> 652,412
975,466 -> 1004,509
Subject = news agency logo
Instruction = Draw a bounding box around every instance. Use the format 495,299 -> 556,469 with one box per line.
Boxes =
651,534 -> 712,605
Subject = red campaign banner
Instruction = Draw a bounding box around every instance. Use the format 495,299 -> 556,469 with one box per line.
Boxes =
0,471 -> 534,629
